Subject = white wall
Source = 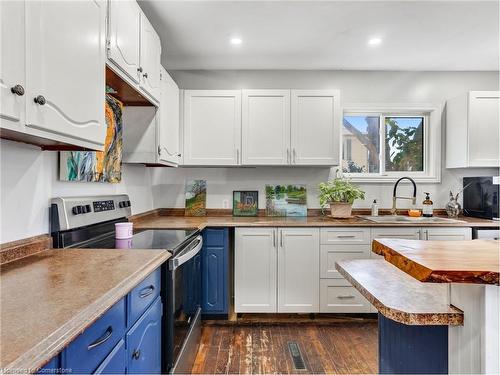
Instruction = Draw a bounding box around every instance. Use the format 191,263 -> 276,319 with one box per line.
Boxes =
152,70 -> 499,210
0,139 -> 153,243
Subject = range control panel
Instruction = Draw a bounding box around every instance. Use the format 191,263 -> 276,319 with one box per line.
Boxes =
51,195 -> 132,231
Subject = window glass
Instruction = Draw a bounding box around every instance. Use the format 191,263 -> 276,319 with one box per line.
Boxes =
342,116 -> 380,173
384,117 -> 424,172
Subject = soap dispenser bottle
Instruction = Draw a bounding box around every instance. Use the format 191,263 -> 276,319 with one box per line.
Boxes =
371,199 -> 379,216
422,192 -> 434,217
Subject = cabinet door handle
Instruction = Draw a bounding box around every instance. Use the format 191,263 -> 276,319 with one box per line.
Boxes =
286,148 -> 290,164
337,235 -> 356,238
337,295 -> 355,299
280,230 -> 283,247
34,95 -> 46,105
236,149 -> 240,164
272,230 -> 276,248
293,148 -> 296,163
139,285 -> 155,298
132,349 -> 141,360
424,230 -> 429,240
137,67 -> 143,73
143,72 -> 148,78
87,326 -> 113,350
10,84 -> 25,96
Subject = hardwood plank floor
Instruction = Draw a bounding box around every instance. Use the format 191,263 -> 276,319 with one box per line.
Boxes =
192,321 -> 378,374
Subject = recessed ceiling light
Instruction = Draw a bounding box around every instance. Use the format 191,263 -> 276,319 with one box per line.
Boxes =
230,37 -> 242,45
368,37 -> 382,46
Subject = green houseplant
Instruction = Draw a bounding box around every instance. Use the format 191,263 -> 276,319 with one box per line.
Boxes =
319,176 -> 365,217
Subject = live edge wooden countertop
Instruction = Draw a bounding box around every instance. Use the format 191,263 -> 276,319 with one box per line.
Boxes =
0,248 -> 171,373
373,238 -> 500,285
132,212 -> 499,231
336,259 -> 464,326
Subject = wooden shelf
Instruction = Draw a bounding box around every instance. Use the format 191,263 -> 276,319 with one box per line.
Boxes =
105,67 -> 154,106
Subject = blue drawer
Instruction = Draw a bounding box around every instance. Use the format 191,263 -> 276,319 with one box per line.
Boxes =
127,297 -> 162,374
64,298 -> 126,374
204,228 -> 226,246
128,268 -> 161,327
93,339 -> 126,374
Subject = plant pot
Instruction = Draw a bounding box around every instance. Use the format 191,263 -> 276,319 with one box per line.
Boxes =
330,202 -> 353,218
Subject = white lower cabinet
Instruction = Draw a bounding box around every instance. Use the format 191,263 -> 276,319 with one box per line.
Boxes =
235,227 -> 319,313
422,227 -> 472,241
320,279 -> 371,313
235,228 -> 277,313
320,244 -> 371,279
278,228 -> 319,313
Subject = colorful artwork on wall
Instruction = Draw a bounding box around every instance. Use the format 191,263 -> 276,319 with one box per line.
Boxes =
265,184 -> 307,217
233,191 -> 259,217
185,180 -> 207,216
59,94 -> 123,183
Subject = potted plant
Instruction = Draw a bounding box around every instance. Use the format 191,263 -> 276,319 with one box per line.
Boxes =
319,176 -> 365,217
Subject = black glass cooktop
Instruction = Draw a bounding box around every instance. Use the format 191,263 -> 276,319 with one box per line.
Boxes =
75,229 -> 199,255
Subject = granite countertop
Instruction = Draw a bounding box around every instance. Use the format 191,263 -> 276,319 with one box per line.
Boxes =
132,213 -> 499,231
373,238 -> 500,284
0,248 -> 171,372
336,259 -> 464,326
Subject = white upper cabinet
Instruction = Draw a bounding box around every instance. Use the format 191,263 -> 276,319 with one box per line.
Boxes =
0,0 -> 25,132
107,0 -> 141,83
24,0 -> 106,150
183,90 -> 241,165
242,90 -> 290,165
278,228 -> 319,313
139,14 -> 161,101
291,90 -> 340,165
446,91 -> 500,168
158,67 -> 180,166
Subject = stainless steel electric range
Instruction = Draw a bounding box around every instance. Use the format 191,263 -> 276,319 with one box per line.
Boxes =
50,194 -> 203,374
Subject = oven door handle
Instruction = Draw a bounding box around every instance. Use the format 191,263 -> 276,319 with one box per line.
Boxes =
169,236 -> 203,271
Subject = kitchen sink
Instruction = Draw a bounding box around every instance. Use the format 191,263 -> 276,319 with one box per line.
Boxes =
358,215 -> 466,224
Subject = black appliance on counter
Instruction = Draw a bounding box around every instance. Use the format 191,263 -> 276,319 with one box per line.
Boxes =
463,177 -> 500,220
50,194 -> 202,374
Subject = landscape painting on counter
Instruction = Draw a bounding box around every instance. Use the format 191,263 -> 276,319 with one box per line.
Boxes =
185,180 -> 207,216
266,184 -> 307,217
59,95 -> 123,183
233,191 -> 259,216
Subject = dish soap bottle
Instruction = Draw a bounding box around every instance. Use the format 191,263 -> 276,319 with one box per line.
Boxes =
371,199 -> 379,216
422,192 -> 433,217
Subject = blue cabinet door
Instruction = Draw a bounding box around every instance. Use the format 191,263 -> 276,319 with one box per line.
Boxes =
201,228 -> 228,314
94,339 -> 126,374
126,296 -> 162,374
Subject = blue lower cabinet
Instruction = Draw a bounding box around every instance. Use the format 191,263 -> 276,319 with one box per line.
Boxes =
64,298 -> 126,374
126,296 -> 162,374
201,228 -> 229,315
37,355 -> 59,374
94,339 -> 126,374
128,269 -> 161,328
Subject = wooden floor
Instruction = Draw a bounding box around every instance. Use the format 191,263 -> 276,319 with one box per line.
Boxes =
192,321 -> 378,374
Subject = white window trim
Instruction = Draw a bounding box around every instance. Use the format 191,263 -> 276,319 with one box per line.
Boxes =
341,103 -> 442,183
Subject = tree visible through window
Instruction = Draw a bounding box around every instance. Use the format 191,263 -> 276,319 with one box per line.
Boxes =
342,114 -> 425,175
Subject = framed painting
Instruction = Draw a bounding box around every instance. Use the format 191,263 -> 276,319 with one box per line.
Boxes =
265,184 -> 307,217
233,191 -> 259,217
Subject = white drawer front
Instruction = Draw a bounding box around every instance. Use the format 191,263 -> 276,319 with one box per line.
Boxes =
320,228 -> 370,245
371,227 -> 421,240
320,244 -> 370,278
320,280 -> 371,313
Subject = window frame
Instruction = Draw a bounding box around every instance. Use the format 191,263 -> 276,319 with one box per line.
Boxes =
341,104 -> 441,183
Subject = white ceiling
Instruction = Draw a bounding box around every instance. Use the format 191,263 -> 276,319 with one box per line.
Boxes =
139,0 -> 499,71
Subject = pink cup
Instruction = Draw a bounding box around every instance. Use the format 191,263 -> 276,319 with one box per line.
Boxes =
115,222 -> 133,239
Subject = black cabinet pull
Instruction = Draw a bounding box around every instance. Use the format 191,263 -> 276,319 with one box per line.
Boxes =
10,84 -> 25,96
132,349 -> 141,360
143,72 -> 148,78
137,67 -> 143,73
139,285 -> 155,298
87,326 -> 113,350
34,95 -> 46,105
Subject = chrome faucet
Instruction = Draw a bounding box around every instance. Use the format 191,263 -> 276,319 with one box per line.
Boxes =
391,177 -> 417,215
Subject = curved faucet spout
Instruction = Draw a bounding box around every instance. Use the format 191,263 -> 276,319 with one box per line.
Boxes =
391,177 -> 417,215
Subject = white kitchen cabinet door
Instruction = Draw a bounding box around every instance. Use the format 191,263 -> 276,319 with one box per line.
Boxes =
158,67 -> 180,166
278,228 -> 319,313
0,0 -> 25,132
320,279 -> 371,313
139,13 -> 161,101
183,90 -> 241,165
235,228 -> 277,313
422,227 -> 472,241
25,0 -> 106,150
107,0 -> 141,83
290,90 -> 340,165
467,91 -> 500,167
241,90 -> 290,165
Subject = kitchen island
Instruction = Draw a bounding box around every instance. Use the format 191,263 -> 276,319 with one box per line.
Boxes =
337,239 -> 499,375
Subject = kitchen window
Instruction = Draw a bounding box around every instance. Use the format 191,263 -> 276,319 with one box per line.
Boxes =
342,105 -> 441,183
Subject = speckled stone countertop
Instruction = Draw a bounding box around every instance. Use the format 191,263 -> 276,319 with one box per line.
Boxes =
132,213 -> 499,231
0,249 -> 171,373
373,238 -> 500,284
336,259 -> 464,326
